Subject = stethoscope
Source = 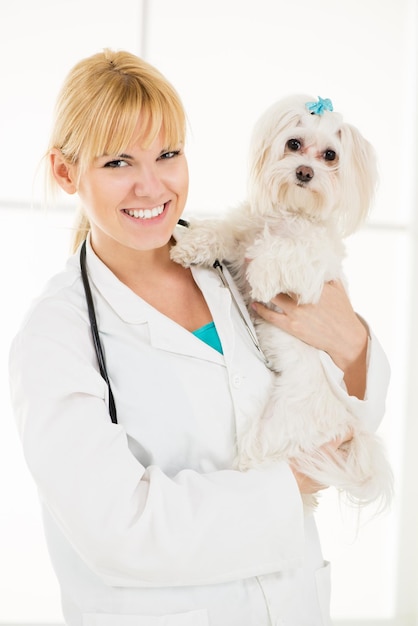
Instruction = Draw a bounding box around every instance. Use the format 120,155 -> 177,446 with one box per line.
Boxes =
80,219 -> 266,425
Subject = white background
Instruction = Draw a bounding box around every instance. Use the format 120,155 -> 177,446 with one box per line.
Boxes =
0,0 -> 416,624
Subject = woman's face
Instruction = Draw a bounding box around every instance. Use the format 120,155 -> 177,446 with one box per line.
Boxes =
70,118 -> 189,257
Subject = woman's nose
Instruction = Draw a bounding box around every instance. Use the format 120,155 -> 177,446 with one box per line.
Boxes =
133,165 -> 165,196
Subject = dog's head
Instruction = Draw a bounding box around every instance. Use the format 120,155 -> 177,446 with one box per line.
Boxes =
248,94 -> 378,236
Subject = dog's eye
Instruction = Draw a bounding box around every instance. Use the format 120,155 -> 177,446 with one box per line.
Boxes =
324,149 -> 336,161
287,139 -> 301,151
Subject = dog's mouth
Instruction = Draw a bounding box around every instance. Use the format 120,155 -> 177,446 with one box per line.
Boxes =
277,179 -> 330,219
295,178 -> 315,191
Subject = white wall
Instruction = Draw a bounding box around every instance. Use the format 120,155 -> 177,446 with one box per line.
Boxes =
0,0 -> 416,623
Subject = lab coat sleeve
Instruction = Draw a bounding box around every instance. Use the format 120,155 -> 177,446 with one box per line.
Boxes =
319,325 -> 391,432
9,298 -> 304,588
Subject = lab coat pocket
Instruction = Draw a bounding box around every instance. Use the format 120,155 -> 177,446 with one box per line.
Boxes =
315,560 -> 332,626
83,608 -> 209,626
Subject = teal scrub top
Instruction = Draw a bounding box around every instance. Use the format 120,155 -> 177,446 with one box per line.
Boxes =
192,322 -> 223,354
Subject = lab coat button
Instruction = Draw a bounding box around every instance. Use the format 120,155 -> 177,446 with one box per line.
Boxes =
232,374 -> 241,388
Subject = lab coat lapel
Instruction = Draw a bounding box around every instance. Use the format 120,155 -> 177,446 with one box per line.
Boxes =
190,265 -> 237,363
143,264 -> 235,365
84,240 -> 228,365
147,314 -> 225,364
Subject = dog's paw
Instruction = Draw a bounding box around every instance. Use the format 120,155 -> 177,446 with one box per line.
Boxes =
170,242 -> 199,267
246,257 -> 282,303
249,283 -> 277,304
170,235 -> 214,267
171,221 -> 230,267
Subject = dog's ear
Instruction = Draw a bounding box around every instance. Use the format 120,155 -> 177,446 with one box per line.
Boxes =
250,142 -> 271,186
248,100 -> 306,210
338,124 -> 378,236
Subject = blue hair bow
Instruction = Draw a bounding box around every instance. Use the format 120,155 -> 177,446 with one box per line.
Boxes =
305,96 -> 333,116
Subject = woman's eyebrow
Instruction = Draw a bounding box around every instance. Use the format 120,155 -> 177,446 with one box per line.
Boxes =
97,152 -> 133,160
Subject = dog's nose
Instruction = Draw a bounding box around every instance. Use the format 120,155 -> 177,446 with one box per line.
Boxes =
296,165 -> 314,183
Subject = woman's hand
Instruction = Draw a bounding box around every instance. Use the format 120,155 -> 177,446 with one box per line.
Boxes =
251,280 -> 368,399
289,464 -> 328,495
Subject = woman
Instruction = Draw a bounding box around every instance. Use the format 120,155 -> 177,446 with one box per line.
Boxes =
9,49 -> 390,626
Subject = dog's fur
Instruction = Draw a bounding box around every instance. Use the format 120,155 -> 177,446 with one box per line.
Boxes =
171,94 -> 393,510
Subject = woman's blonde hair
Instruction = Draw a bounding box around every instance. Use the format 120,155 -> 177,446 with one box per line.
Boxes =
48,49 -> 186,251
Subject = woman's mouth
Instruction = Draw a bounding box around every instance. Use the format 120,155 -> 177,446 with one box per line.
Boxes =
123,204 -> 165,220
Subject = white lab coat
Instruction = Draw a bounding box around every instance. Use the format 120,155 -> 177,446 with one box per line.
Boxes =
9,234 -> 390,626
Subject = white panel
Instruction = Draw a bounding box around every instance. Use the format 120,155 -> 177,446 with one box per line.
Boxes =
0,0 -> 143,203
143,0 -> 413,226
317,228 -> 411,620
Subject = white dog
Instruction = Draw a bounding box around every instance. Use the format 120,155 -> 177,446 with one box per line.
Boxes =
171,94 -> 393,510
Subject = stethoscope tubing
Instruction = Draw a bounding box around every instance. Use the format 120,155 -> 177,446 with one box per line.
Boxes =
79,221 -> 267,425
80,240 -> 118,424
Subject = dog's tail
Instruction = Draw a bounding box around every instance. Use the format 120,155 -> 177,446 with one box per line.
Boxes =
293,430 -> 394,514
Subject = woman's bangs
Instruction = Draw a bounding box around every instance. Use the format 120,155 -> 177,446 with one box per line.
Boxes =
160,96 -> 186,148
79,89 -> 185,168
100,108 -> 141,158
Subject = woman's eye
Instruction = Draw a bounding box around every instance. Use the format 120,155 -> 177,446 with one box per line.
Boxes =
159,150 -> 180,160
104,159 -> 129,168
287,139 -> 302,151
324,149 -> 336,161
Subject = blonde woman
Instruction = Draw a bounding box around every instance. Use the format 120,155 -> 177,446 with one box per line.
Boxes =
9,49 -> 390,626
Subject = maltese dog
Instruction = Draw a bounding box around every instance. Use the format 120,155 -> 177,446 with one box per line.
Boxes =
171,94 -> 393,510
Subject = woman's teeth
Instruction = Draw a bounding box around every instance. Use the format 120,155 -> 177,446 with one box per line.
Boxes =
125,204 -> 164,219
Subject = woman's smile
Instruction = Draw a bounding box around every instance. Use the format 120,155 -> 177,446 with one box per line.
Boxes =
123,204 -> 164,219
122,202 -> 167,220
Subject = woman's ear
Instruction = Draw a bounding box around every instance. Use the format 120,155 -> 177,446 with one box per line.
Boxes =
50,149 -> 77,194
